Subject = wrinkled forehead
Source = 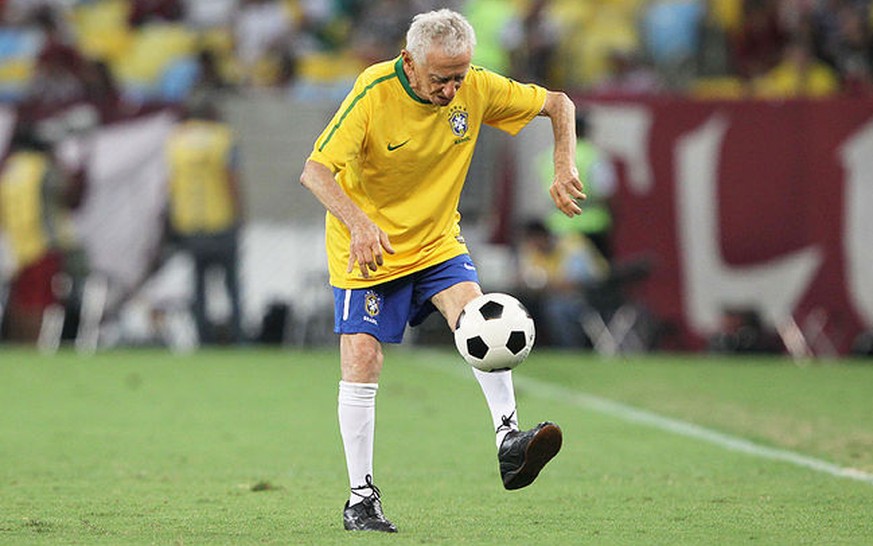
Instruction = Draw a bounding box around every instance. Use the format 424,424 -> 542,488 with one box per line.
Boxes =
422,47 -> 471,78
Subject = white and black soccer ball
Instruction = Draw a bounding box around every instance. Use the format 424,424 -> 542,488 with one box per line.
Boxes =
454,293 -> 536,372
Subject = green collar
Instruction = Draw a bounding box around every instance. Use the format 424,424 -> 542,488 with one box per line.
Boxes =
394,57 -> 430,104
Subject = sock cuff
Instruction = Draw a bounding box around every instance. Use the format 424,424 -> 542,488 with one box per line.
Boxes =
471,367 -> 512,380
339,381 -> 378,406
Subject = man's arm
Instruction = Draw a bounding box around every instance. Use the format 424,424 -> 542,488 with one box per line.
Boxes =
540,91 -> 586,217
299,159 -> 394,278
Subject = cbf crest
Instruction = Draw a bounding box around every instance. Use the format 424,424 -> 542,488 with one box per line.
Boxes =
364,290 -> 381,317
448,105 -> 469,138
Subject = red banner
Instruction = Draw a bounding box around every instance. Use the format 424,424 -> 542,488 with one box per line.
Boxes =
584,97 -> 873,355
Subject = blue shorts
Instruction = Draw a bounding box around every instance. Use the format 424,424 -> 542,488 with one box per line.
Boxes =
333,254 -> 480,343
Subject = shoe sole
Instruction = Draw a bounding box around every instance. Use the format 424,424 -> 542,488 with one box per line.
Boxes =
504,423 -> 563,490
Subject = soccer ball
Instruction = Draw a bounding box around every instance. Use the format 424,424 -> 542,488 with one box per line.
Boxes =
454,293 -> 536,372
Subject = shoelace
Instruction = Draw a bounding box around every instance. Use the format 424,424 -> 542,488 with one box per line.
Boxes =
496,409 -> 517,434
350,474 -> 381,502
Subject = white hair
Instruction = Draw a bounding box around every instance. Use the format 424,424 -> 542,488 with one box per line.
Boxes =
405,9 -> 477,63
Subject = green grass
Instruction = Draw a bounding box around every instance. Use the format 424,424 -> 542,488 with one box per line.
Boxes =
1,347 -> 872,545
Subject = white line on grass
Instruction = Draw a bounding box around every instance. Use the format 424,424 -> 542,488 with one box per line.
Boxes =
412,353 -> 873,487
513,374 -> 873,487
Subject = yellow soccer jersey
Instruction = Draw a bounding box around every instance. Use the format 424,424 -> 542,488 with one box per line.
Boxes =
308,57 -> 547,288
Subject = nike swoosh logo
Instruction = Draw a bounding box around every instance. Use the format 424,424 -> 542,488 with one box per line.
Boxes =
387,139 -> 410,151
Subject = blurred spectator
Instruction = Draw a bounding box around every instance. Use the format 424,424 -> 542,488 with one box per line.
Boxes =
19,6 -> 90,121
463,0 -> 516,74
731,0 -> 788,83
593,48 -> 665,95
515,219 -> 608,348
129,0 -> 184,28
537,112 -> 617,260
165,96 -> 244,345
851,328 -> 873,356
234,0 -> 295,85
191,48 -> 236,96
826,5 -> 873,94
695,0 -> 735,78
642,0 -> 705,89
349,0 -> 414,65
2,0 -> 71,25
289,0 -> 345,54
754,37 -> 841,97
0,124 -> 78,342
5,0 -> 871,104
181,0 -> 238,29
809,0 -> 844,66
708,307 -> 781,354
274,47 -> 299,90
502,0 -> 561,85
83,59 -> 135,124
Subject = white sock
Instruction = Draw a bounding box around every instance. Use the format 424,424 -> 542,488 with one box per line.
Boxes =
338,381 -> 378,506
472,367 -> 519,448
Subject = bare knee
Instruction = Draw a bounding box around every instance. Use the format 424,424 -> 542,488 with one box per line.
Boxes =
341,334 -> 384,383
432,281 -> 483,331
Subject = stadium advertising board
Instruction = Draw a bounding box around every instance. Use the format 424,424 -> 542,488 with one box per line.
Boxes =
585,97 -> 873,355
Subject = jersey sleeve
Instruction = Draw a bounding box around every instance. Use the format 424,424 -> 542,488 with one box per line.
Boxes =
479,69 -> 548,136
307,77 -> 371,173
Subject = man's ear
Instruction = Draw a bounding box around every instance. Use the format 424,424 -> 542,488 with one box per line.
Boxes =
400,49 -> 413,68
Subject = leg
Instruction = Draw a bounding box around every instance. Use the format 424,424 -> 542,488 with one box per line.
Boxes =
331,280 -> 418,532
190,247 -> 210,344
220,234 -> 243,343
339,333 -> 382,499
433,282 -> 562,490
430,280 -> 481,330
432,282 -> 519,445
338,333 -> 396,532
6,252 -> 63,344
341,332 -> 384,383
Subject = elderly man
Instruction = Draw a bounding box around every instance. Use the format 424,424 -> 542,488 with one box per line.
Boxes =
300,8 -> 584,532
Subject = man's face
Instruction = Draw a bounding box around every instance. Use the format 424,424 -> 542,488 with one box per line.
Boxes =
402,47 -> 472,106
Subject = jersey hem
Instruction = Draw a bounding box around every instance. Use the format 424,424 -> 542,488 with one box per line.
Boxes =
329,246 -> 468,289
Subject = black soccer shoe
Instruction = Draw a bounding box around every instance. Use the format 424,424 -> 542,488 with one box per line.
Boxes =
498,421 -> 563,490
343,497 -> 397,532
342,476 -> 397,533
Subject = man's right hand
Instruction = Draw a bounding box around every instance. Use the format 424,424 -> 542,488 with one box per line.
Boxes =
347,218 -> 395,278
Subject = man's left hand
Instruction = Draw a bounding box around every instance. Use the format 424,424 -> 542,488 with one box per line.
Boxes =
549,172 -> 586,217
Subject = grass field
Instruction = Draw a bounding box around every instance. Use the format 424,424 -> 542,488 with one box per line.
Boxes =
1,347 -> 872,545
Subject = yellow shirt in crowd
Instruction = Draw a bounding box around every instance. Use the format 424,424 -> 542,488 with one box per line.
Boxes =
166,119 -> 237,235
0,151 -> 53,271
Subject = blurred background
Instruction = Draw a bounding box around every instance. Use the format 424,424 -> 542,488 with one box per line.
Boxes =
1,0 -> 872,359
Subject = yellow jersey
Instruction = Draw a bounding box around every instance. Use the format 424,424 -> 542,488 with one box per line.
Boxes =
0,151 -> 53,271
308,56 -> 547,288
166,120 -> 237,235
